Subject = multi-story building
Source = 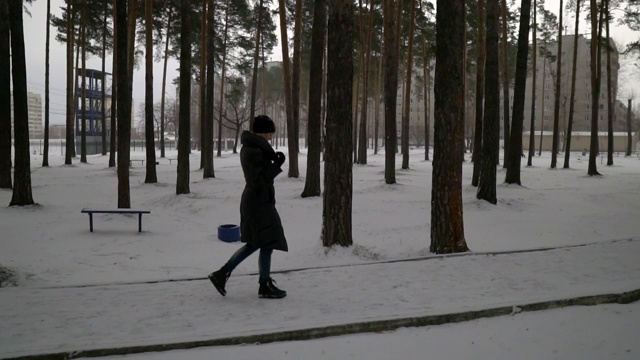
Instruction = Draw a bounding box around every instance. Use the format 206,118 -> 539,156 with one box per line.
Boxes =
10,92 -> 43,139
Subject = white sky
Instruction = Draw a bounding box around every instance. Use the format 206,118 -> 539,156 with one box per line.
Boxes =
20,0 -> 640,126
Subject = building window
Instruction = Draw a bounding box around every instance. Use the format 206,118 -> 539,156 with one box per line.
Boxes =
586,104 -> 590,110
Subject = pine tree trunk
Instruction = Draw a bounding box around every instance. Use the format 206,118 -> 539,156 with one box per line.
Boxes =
538,54 -> 546,156
81,2 -> 87,164
605,0 -> 613,166
383,0 -> 398,184
323,0 -> 353,247
301,0 -> 326,198
431,0 -> 468,253
100,0 -> 107,156
160,10 -> 172,159
505,0 -> 532,184
109,0 -> 117,167
116,0 -> 131,208
249,0 -> 263,124
563,0 -> 580,169
477,0 -> 500,204
278,0 -> 298,178
43,0 -> 51,167
176,0 -> 192,195
199,0 -> 207,167
145,0 -> 157,183
0,1 -> 11,189
422,37 -> 430,161
65,0 -> 75,165
357,0 -> 375,165
401,0 -> 416,170
8,0 -> 35,206
292,0 -> 303,155
527,0 -> 537,167
550,0 -> 563,169
471,0 -> 485,187
500,0 -> 511,167
373,36 -> 382,155
217,2 -> 230,158
626,99 -> 632,156
587,0 -> 603,176
203,0 -> 215,177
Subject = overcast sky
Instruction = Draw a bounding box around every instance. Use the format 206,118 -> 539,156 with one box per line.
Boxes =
21,0 -> 640,126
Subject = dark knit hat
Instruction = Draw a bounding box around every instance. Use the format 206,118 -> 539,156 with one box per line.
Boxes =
252,115 -> 276,134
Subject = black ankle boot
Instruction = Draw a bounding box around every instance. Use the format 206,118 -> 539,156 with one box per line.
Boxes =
258,278 -> 286,299
208,269 -> 230,296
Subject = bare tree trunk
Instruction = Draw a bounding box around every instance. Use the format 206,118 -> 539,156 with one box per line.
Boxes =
383,0 -> 398,184
80,2 -> 87,163
109,0 -> 117,167
401,0 -> 416,170
357,0 -> 375,165
527,0 -> 537,167
144,0 -> 157,183
587,0 -> 603,176
500,0 -> 511,167
43,0 -> 52,166
477,0 -> 500,204
563,0 -> 580,169
323,0 -> 353,247
217,1 -> 230,158
116,0 -> 131,208
8,0 -> 34,206
250,0 -> 264,124
301,0 -> 326,198
100,0 -> 107,156
605,0 -> 613,166
203,0 -> 215,177
423,37 -> 430,161
159,10 -> 172,159
374,37 -> 382,156
626,99 -> 632,156
292,0 -> 303,155
278,0 -> 298,177
538,54 -> 546,156
431,0 -> 468,253
65,0 -> 75,165
471,0 -> 485,187
550,0 -> 563,168
199,0 -> 207,167
176,0 -> 192,194
504,0 -> 532,185
0,1 -> 11,189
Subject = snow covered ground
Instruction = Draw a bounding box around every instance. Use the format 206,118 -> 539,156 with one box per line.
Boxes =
1,147 -> 639,359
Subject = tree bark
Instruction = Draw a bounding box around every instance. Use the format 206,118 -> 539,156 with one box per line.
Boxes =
323,0 -> 354,247
430,0 -> 468,253
292,0 -> 303,155
249,0 -> 263,123
550,0 -> 563,169
43,0 -> 51,166
160,10 -> 172,159
471,0 -> 486,187
357,0 -> 375,165
65,0 -> 75,165
8,0 -> 35,206
301,0 -> 326,198
278,0 -> 298,177
504,0 -> 532,185
116,0 -> 131,208
203,0 -> 215,178
500,0 -> 511,167
422,36 -> 430,161
217,1 -> 230,158
80,2 -> 87,163
477,0 -> 500,204
587,0 -> 603,176
101,0 -> 107,156
605,0 -> 613,166
109,0 -> 117,167
374,34 -> 382,155
401,0 -> 416,170
199,0 -> 207,166
626,99 -> 632,156
176,0 -> 192,194
527,0 -> 537,167
145,0 -> 157,183
563,0 -> 580,169
0,1 -> 11,189
383,0 -> 398,184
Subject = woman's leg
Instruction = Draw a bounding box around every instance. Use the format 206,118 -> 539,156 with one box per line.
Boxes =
221,243 -> 259,273
258,248 -> 273,282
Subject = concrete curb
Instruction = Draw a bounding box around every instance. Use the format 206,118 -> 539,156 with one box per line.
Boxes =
8,288 -> 640,360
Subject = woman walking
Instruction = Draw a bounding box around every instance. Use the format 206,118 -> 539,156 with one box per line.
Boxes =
208,115 -> 288,299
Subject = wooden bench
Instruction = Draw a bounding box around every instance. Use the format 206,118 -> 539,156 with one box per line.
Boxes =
81,209 -> 151,232
167,158 -> 177,165
129,159 -> 145,167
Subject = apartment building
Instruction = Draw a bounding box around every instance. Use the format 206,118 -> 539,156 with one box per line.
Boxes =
10,92 -> 43,139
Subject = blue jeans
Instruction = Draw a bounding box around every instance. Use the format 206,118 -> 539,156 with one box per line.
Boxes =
221,244 -> 273,283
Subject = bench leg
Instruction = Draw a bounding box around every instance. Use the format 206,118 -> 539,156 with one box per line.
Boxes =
89,214 -> 94,232
138,213 -> 142,232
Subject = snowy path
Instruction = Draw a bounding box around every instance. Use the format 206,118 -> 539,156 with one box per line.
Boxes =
1,239 -> 640,358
